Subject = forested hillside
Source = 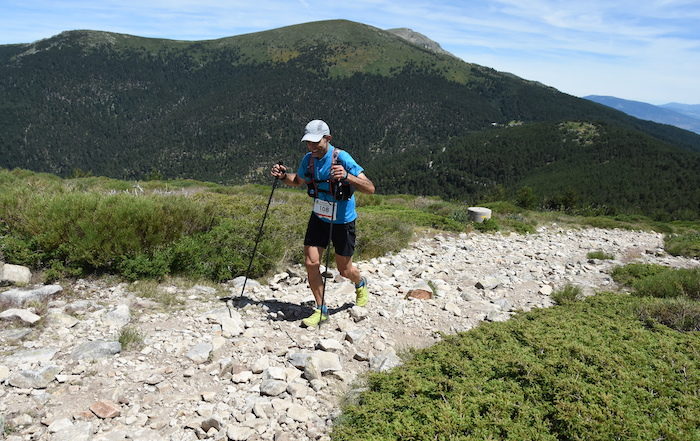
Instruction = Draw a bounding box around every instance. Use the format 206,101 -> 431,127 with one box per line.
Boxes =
1,20 -> 700,219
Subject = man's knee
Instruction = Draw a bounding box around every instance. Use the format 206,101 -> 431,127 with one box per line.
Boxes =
305,254 -> 320,269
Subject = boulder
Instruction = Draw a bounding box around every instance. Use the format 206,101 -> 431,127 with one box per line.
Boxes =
0,263 -> 31,285
0,284 -> 62,307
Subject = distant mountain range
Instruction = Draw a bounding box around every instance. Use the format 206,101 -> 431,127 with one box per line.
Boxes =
584,95 -> 700,134
1,20 -> 699,218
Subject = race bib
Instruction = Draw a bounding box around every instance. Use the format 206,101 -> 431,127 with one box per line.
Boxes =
313,198 -> 336,221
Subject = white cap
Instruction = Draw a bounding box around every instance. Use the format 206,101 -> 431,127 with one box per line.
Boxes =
301,119 -> 330,142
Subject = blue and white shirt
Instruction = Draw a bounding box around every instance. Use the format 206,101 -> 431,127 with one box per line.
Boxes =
298,145 -> 364,224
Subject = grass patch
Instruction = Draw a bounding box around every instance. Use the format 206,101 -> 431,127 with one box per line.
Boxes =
586,250 -> 614,260
551,284 -> 582,305
118,326 -> 145,350
332,293 -> 700,441
611,263 -> 670,287
128,280 -> 185,308
632,268 -> 700,300
665,232 -> 700,258
638,297 -> 700,332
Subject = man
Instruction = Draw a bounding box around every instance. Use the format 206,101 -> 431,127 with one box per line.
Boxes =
271,119 -> 375,327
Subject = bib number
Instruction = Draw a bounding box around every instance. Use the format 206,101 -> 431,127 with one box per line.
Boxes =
313,198 -> 336,221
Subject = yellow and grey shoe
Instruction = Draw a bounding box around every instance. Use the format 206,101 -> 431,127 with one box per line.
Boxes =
302,307 -> 329,327
355,277 -> 369,307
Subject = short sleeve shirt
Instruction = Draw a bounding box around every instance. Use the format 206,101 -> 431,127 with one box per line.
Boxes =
298,145 -> 364,224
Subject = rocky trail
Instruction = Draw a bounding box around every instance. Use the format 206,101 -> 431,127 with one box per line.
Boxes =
1,226 -> 698,441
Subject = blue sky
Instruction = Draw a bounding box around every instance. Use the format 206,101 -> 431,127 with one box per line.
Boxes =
1,0 -> 699,104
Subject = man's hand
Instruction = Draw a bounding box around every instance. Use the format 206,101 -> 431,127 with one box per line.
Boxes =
271,163 -> 287,179
330,164 -> 348,181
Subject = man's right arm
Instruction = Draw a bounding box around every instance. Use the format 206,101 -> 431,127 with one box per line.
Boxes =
271,164 -> 304,187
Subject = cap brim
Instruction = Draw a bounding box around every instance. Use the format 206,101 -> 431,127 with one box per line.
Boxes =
301,133 -> 323,142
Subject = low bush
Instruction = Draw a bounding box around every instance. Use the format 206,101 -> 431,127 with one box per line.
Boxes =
665,232 -> 700,258
638,297 -> 700,332
632,267 -> 700,300
611,263 -> 670,287
586,250 -> 614,260
333,294 -> 700,441
473,218 -> 499,232
551,284 -> 582,304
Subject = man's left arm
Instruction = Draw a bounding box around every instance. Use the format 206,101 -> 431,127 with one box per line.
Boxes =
344,171 -> 375,194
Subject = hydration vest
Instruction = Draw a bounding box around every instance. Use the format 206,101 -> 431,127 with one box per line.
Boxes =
305,148 -> 354,201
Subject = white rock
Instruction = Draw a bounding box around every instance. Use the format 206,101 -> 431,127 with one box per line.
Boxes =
0,308 -> 41,324
185,343 -> 213,364
287,404 -> 313,423
0,263 -> 31,285
227,426 -> 256,441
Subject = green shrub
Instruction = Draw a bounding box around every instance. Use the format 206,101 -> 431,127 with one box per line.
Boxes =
638,297 -> 700,332
355,213 -> 413,260
551,284 -> 582,305
118,326 -> 145,350
473,218 -> 499,232
586,250 -> 614,260
611,263 -> 670,287
632,268 -> 700,300
118,249 -> 173,281
665,232 -> 700,258
332,294 -> 700,441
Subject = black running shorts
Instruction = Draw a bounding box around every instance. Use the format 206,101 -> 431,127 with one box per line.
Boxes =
304,213 -> 356,257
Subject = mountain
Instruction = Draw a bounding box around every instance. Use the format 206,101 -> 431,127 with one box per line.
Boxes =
386,28 -> 456,57
1,19 -> 700,218
661,103 -> 700,120
584,95 -> 700,134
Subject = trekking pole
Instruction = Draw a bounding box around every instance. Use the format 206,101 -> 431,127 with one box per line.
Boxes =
318,199 -> 336,330
226,161 -> 283,317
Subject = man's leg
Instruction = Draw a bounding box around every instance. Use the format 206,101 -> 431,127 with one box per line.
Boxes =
304,245 -> 325,306
335,254 -> 360,285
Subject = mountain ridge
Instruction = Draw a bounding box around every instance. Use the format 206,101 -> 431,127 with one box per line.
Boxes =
584,95 -> 700,134
1,19 -> 700,218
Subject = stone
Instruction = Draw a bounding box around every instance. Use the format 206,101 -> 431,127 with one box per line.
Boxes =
370,349 -> 402,372
309,351 -> 342,372
201,417 -> 222,432
475,276 -> 501,290
48,418 -> 74,433
539,285 -> 554,295
349,306 -> 368,322
405,289 -> 432,300
0,284 -> 62,307
345,329 -> 367,344
90,400 -> 121,418
103,304 -> 131,326
0,308 -> 41,324
220,316 -> 245,337
0,365 -> 9,382
443,301 -> 461,315
263,366 -> 286,381
185,343 -> 213,364
8,365 -> 60,388
52,421 -> 93,441
227,425 -> 256,440
5,347 -> 59,365
251,356 -> 269,374
71,340 -> 121,360
231,370 -> 253,383
303,359 -> 322,382
260,379 -> 288,396
317,338 -> 344,352
287,404 -> 312,423
0,263 -> 31,285
46,310 -> 80,328
287,352 -> 312,369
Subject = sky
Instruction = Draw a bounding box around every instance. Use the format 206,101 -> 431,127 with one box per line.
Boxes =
1,0 -> 699,105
